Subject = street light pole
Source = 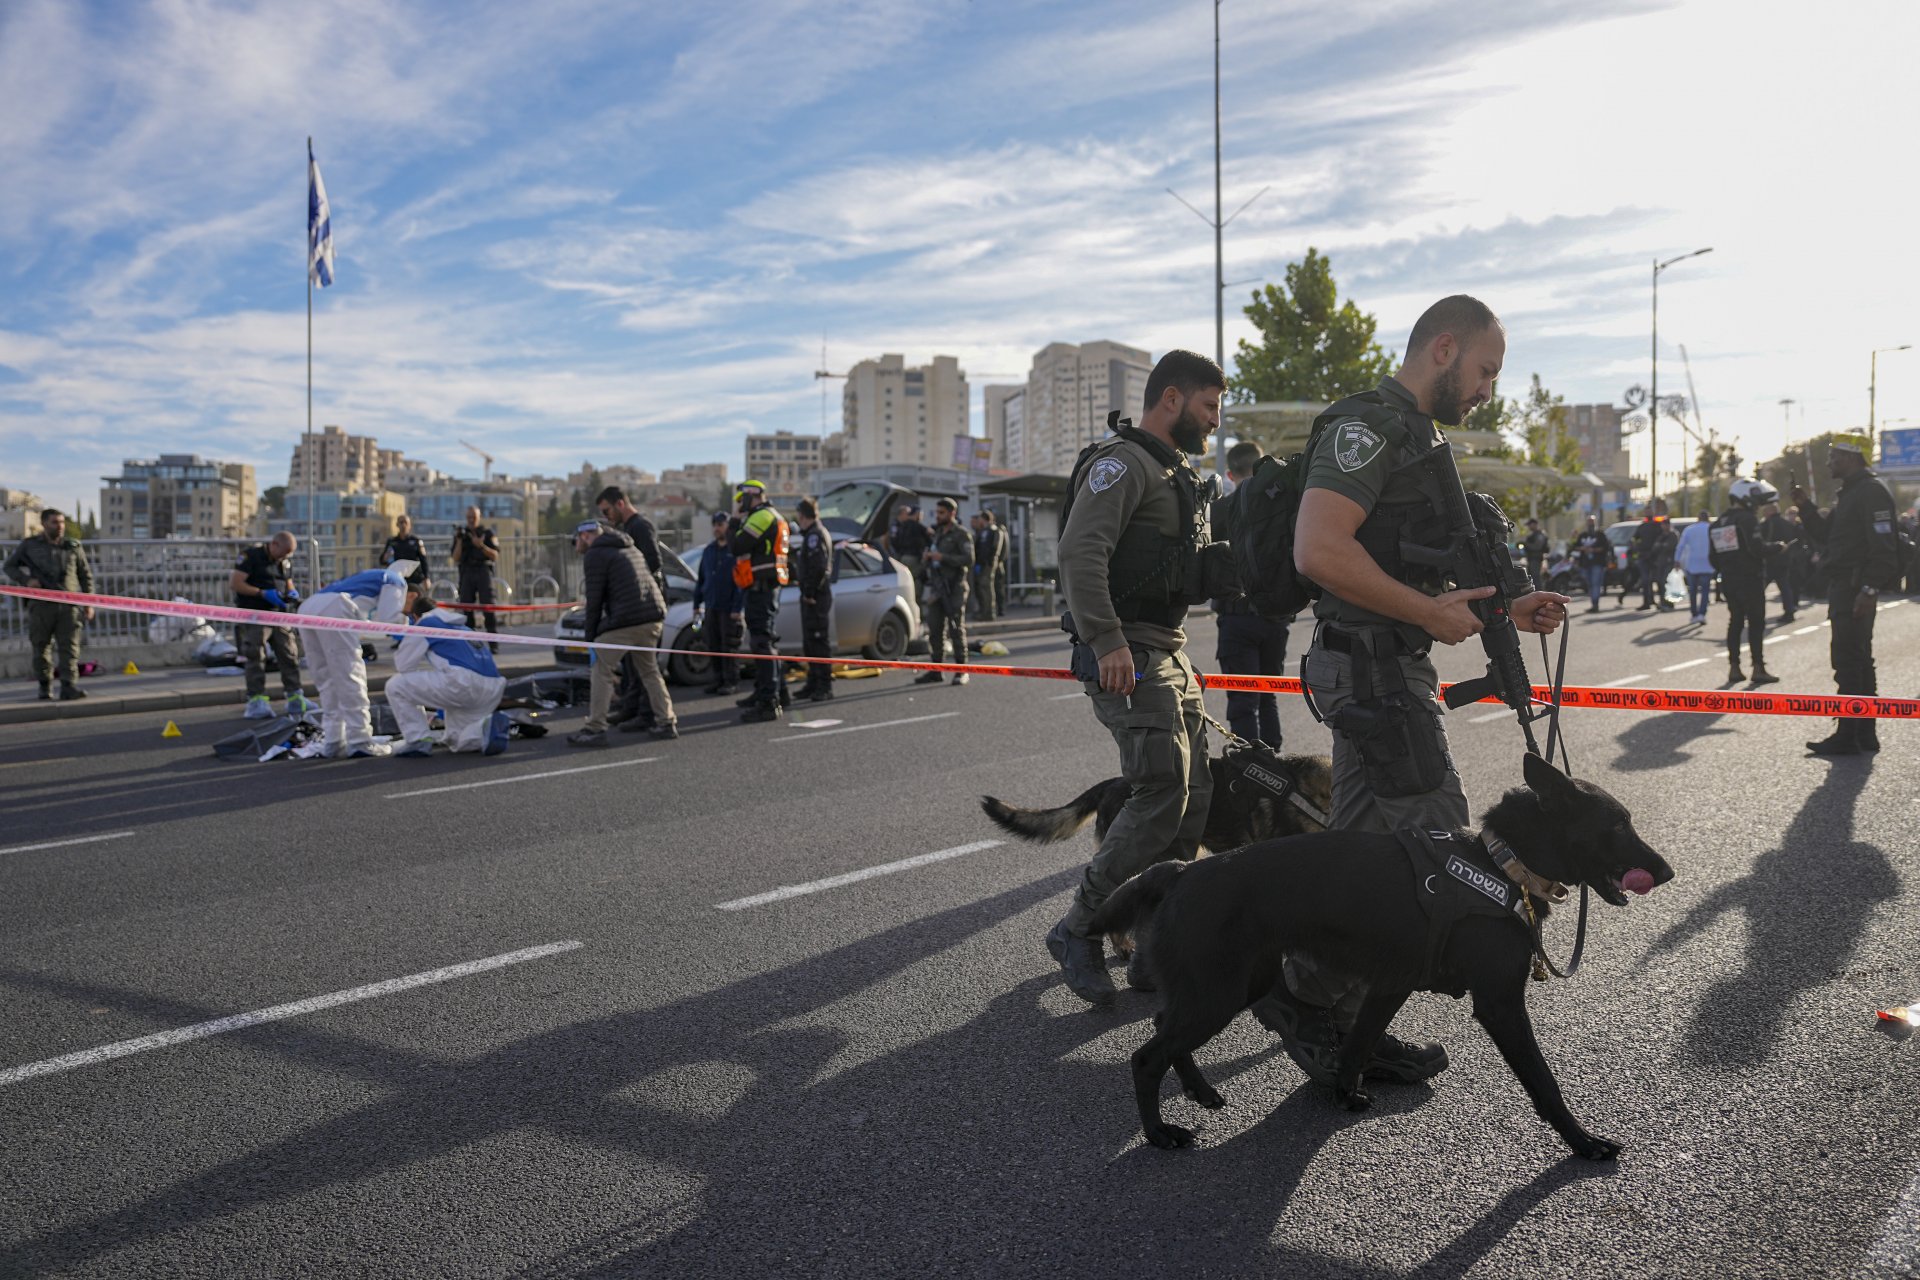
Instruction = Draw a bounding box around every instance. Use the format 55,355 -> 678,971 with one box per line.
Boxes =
1650,246 -> 1713,512
1870,344 -> 1912,445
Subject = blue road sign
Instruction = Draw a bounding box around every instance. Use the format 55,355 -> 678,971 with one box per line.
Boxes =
1880,429 -> 1920,469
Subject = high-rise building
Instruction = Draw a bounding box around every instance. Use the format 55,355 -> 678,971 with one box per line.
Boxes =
983,384 -> 1025,471
744,431 -> 824,502
1020,341 -> 1152,476
290,425 -> 383,492
1566,404 -> 1631,477
100,455 -> 257,539
841,354 -> 970,468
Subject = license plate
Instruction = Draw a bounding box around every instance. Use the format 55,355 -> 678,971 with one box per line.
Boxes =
564,644 -> 588,654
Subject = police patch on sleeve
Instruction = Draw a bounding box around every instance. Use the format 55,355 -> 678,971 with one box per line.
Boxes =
1088,457 -> 1128,493
1333,420 -> 1387,473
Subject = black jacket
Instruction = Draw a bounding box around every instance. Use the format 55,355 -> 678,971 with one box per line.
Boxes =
618,512 -> 664,586
794,522 -> 833,595
582,529 -> 665,639
1799,470 -> 1903,593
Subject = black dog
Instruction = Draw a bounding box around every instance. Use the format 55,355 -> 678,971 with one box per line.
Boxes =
1089,753 -> 1674,1161
980,751 -> 1333,858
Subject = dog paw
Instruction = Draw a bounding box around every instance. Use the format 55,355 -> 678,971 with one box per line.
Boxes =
1185,1084 -> 1225,1109
1144,1122 -> 1197,1149
1575,1135 -> 1622,1162
1337,1087 -> 1373,1113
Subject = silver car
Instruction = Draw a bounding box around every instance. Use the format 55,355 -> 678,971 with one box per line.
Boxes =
553,539 -> 922,685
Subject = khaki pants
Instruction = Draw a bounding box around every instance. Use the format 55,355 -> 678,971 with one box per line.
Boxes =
1063,647 -> 1212,934
27,603 -> 82,687
586,622 -> 670,732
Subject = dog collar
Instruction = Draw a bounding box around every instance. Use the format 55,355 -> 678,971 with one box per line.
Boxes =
1480,826 -> 1568,905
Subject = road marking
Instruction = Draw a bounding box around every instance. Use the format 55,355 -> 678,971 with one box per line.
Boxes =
1861,1160 -> 1920,1277
0,831 -> 137,857
1600,674 -> 1649,687
1886,599 -> 1909,609
0,756 -> 81,772
1792,625 -> 1822,635
715,840 -> 1003,911
1467,709 -> 1509,723
770,711 -> 959,743
384,759 -> 657,799
1764,633 -> 1790,645
1048,692 -> 1082,701
787,719 -> 844,729
0,941 -> 582,1088
1660,658 -> 1712,672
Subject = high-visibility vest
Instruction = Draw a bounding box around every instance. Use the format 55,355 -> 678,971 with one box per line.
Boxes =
733,506 -> 790,588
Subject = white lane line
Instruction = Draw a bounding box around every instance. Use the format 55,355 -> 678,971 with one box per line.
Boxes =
1861,1160 -> 1920,1278
0,831 -> 137,857
769,711 -> 958,743
716,840 -> 1003,911
1660,658 -> 1712,672
1048,692 -> 1082,701
1467,709 -> 1509,723
1600,674 -> 1650,687
1792,625 -> 1822,635
384,758 -> 657,799
0,941 -> 582,1089
1886,599 -> 1909,609
1764,633 -> 1791,645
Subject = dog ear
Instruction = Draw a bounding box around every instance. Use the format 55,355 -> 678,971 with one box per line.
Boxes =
1522,751 -> 1575,806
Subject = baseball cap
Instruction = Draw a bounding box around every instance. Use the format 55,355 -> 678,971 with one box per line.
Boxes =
573,520 -> 604,537
711,511 -> 730,525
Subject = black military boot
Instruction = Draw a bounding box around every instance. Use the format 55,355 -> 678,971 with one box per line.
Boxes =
1728,660 -> 1745,684
1749,663 -> 1780,687
37,681 -> 51,701
1363,1032 -> 1450,1083
1806,723 -> 1862,756
59,683 -> 87,701
1250,985 -> 1341,1086
1859,723 -> 1882,752
1045,917 -> 1116,1007
739,702 -> 782,724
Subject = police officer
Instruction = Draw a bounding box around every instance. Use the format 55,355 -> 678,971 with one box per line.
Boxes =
1520,517 -> 1549,588
1266,295 -> 1569,1083
989,510 -> 1010,617
3,508 -> 94,700
378,514 -> 431,596
1707,480 -> 1782,688
451,505 -> 501,653
1571,514 -> 1612,613
1214,440 -> 1290,748
1794,433 -> 1903,755
793,498 -> 836,702
971,511 -> 1005,621
913,497 -> 974,687
1048,349 -> 1228,1006
889,504 -> 932,601
231,530 -> 312,719
730,480 -> 790,723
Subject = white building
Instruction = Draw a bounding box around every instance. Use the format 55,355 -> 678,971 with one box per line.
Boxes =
744,431 -> 823,502
1020,341 -> 1152,476
841,354 -> 970,468
983,384 -> 1025,471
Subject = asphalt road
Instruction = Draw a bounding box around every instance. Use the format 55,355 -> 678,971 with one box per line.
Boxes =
3,597 -> 1919,1278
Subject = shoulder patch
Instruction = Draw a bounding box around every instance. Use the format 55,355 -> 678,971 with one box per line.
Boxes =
1333,420 -> 1388,474
1088,457 -> 1128,493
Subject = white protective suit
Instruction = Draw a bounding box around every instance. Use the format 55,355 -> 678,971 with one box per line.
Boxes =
385,607 -> 508,752
297,568 -> 410,756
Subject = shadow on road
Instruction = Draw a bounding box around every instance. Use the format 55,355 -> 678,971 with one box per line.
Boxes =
1640,763 -> 1898,1070
1609,712 -> 1733,772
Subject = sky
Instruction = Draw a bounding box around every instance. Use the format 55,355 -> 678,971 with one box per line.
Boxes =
3,0 -> 1917,515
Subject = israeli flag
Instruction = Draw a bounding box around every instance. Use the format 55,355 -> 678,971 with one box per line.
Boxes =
308,142 -> 335,288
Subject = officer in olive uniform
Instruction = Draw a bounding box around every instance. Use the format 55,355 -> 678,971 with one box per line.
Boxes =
1263,295 -> 1569,1082
1707,480 -> 1783,687
1794,433 -> 1904,755
914,497 -> 975,686
793,498 -> 836,701
730,480 -> 791,723
1049,349 -> 1229,1007
231,530 -> 311,718
3,508 -> 94,700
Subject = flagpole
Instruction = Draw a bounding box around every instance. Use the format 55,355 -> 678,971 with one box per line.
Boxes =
306,136 -> 317,590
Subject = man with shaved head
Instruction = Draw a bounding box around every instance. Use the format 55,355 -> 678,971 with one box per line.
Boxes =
231,529 -> 311,718
1255,294 -> 1570,1090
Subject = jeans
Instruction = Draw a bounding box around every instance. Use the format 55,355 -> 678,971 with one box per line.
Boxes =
1582,565 -> 1607,607
1685,572 -> 1714,619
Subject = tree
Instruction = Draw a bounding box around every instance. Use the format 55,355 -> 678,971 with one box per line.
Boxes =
1461,374 -> 1585,521
262,485 -> 287,516
1229,248 -> 1394,406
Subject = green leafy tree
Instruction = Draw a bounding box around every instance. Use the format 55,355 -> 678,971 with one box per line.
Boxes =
1229,247 -> 1393,410
1459,375 -> 1584,521
262,485 -> 287,515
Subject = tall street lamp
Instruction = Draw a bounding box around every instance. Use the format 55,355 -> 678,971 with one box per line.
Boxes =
1870,344 -> 1912,444
1650,246 -> 1713,507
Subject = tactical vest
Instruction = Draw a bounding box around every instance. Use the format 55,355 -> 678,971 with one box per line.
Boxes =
1709,509 -> 1762,579
1064,425 -> 1211,629
1397,828 -> 1532,996
1312,391 -> 1457,594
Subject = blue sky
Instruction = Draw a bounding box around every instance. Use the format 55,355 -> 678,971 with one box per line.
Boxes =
3,0 -> 1917,514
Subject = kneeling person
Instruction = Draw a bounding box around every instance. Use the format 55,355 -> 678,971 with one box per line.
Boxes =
297,566 -> 413,758
387,596 -> 510,756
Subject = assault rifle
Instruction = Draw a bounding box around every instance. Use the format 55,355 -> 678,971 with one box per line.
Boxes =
1399,441 -> 1546,755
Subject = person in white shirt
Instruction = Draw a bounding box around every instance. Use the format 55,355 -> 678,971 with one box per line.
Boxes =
1674,514 -> 1716,626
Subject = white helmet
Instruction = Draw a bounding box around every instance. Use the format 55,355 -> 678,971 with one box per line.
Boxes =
1729,478 -> 1778,507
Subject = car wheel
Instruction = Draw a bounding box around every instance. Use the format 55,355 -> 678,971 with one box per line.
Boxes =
863,609 -> 909,662
667,626 -> 711,686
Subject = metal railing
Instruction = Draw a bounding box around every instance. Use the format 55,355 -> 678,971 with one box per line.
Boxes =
1,534 -> 589,650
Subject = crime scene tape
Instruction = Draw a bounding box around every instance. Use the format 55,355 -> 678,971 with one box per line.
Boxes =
5,584 -> 1916,721
430,600 -> 578,613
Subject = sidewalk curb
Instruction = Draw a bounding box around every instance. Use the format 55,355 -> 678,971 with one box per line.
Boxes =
0,617 -> 1069,726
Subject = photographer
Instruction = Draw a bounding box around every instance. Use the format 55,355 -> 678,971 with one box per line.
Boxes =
1264,295 -> 1568,1087
451,505 -> 500,654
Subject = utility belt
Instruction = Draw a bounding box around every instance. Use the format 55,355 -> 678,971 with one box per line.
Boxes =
1305,622 -> 1451,799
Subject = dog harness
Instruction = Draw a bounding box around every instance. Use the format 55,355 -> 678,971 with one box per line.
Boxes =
1396,828 -> 1540,995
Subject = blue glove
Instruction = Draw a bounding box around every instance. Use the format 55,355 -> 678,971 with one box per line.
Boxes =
260,589 -> 285,608
284,587 -> 301,604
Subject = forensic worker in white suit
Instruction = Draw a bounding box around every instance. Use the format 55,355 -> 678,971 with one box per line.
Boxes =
297,566 -> 413,758
387,597 -> 510,756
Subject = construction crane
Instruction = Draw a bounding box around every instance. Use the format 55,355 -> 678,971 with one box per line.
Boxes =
459,439 -> 494,482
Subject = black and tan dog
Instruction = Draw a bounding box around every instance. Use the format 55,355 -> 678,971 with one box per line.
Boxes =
1088,753 -> 1673,1161
980,750 -> 1334,859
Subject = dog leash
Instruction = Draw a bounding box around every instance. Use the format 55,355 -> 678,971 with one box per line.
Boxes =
1522,618 -> 1587,979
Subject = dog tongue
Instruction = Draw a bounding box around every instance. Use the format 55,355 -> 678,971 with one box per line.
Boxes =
1621,868 -> 1656,896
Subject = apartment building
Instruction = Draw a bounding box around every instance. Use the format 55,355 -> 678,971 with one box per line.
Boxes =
99,454 -> 257,539
841,354 -> 970,468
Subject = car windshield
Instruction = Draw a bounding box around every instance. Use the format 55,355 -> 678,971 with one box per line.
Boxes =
660,546 -> 695,580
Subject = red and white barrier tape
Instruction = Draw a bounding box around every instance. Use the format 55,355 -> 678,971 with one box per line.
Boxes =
4,584 -> 1913,720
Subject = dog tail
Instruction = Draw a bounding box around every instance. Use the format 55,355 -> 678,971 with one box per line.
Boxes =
1086,861 -> 1185,937
978,780 -> 1111,844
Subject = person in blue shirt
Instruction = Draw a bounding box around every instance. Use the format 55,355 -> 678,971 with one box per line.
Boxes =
693,510 -> 745,695
296,567 -> 414,757
387,596 -> 510,756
